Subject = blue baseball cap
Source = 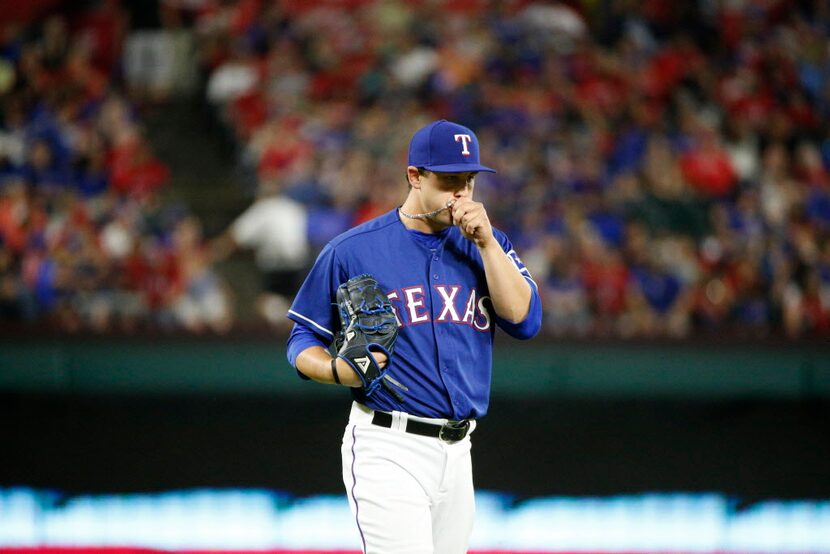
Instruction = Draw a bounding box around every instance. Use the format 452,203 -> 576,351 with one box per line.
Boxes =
408,120 -> 496,173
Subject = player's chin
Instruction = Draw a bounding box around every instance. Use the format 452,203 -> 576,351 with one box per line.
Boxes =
433,211 -> 454,227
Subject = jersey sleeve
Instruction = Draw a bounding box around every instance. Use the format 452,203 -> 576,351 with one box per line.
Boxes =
286,323 -> 328,380
492,231 -> 543,340
286,242 -> 345,342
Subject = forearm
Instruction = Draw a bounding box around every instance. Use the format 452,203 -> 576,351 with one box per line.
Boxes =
295,345 -> 362,387
209,232 -> 237,263
451,198 -> 532,323
478,241 -> 532,323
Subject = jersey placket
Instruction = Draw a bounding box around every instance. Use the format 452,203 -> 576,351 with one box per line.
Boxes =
427,245 -> 463,417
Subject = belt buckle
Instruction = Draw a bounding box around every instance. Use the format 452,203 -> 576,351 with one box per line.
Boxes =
439,420 -> 470,442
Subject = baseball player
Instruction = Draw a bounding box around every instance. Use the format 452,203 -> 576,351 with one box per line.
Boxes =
286,119 -> 542,553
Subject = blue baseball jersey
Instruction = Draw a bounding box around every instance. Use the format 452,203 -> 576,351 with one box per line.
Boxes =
287,209 -> 542,420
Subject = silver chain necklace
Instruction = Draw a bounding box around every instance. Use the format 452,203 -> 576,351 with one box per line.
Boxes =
398,200 -> 455,220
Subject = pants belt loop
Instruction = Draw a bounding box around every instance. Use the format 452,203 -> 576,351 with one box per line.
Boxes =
391,410 -> 407,432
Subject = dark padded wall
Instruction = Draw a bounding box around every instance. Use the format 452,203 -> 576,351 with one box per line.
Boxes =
3,393 -> 829,500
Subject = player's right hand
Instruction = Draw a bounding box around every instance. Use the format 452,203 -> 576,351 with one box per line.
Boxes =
451,198 -> 496,248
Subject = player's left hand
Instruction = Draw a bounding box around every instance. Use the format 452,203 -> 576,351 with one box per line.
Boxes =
451,198 -> 496,248
335,274 -> 399,397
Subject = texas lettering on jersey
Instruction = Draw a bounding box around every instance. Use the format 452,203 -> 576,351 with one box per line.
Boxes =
286,209 -> 543,419
386,285 -> 491,331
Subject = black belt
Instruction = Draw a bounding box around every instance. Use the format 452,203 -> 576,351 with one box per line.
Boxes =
371,411 -> 471,442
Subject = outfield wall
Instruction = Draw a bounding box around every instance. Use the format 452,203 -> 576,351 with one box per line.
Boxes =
2,335 -> 829,500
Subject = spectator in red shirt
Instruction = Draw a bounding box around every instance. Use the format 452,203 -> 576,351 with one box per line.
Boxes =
110,139 -> 170,200
680,122 -> 738,199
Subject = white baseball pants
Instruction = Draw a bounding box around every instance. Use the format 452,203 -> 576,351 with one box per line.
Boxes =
341,402 -> 476,554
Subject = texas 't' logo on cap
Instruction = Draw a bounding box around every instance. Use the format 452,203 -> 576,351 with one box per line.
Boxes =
408,120 -> 496,173
454,134 -> 472,156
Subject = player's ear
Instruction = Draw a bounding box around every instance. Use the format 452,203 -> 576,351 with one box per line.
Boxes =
406,166 -> 423,189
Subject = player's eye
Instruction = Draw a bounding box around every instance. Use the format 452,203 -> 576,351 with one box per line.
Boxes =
434,173 -> 476,194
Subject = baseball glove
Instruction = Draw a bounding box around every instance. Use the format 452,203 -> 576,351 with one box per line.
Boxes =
334,274 -> 399,397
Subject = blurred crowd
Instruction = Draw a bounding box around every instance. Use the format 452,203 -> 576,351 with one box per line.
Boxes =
199,0 -> 830,339
0,1 -> 232,334
3,0 -> 830,339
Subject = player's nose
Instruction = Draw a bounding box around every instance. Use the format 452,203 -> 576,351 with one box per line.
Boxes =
454,183 -> 472,197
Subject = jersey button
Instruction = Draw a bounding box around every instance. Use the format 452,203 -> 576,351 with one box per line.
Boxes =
433,274 -> 438,280
433,256 -> 439,261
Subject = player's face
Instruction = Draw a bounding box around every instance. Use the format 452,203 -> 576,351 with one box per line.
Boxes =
423,171 -> 477,225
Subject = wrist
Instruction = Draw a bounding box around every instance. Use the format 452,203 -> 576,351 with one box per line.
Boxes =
475,232 -> 498,249
332,357 -> 362,388
330,357 -> 341,385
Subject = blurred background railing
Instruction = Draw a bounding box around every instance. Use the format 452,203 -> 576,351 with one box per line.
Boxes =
2,332 -> 829,398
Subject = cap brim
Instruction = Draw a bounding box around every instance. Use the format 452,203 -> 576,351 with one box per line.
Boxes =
422,163 -> 496,173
